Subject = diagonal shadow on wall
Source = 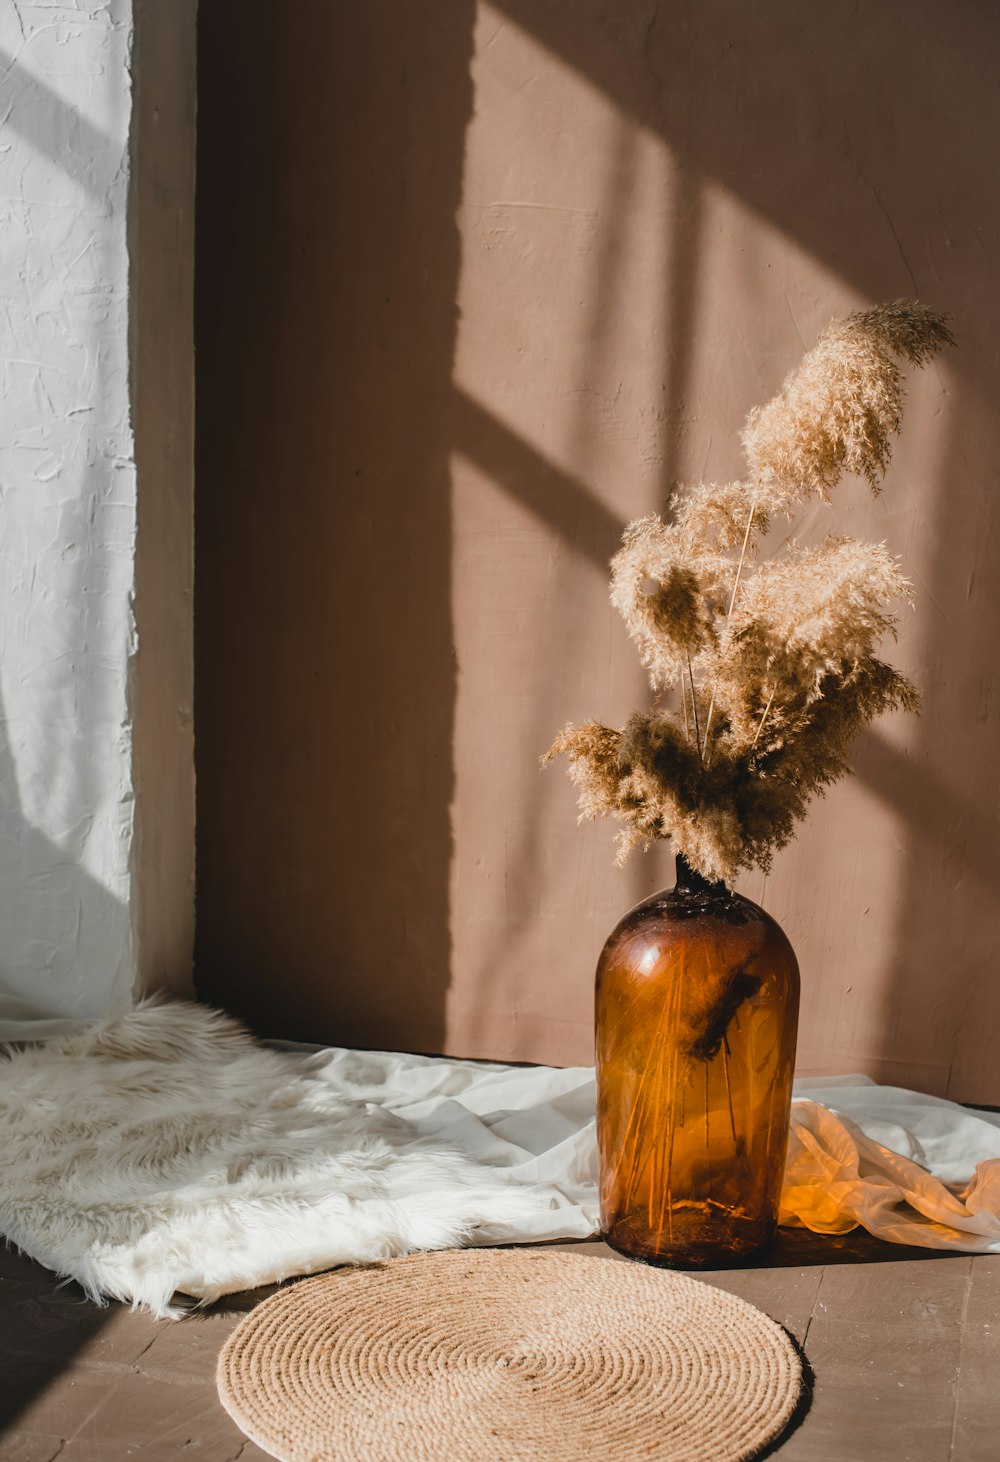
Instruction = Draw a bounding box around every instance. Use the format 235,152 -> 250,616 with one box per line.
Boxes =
0,44 -> 112,201
195,0 -> 1000,1091
478,0 -> 1000,1095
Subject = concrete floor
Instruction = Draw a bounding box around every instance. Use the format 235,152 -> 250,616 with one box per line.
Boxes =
1,1230 -> 997,1461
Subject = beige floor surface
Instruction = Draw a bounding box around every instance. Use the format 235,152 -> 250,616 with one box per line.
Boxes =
1,1230 -> 997,1461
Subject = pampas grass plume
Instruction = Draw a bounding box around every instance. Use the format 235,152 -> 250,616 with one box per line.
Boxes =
546,301 -> 952,882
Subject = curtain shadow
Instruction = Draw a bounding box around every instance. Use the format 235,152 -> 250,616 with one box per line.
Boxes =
0,44 -> 112,201
453,391 -> 625,555
853,731 -> 1000,903
490,0 -> 993,310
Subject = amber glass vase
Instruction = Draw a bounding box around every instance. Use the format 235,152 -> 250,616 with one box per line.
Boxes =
596,854 -> 799,1267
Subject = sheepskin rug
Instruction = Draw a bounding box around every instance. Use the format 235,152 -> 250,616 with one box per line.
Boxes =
0,1001 -> 544,1317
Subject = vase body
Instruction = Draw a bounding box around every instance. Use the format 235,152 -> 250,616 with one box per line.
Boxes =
596,855 -> 799,1267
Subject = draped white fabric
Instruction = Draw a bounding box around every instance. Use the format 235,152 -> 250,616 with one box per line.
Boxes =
301,1046 -> 1000,1252
3,987 -> 999,1257
0,984 -> 102,1043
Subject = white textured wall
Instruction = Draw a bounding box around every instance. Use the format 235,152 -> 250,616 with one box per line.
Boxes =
0,0 -> 136,1016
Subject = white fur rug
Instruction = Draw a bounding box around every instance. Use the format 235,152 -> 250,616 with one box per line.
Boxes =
0,1001 -> 552,1317
5,998 -> 999,1319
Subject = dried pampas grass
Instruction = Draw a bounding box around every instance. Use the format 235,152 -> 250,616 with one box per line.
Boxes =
742,302 -> 953,499
545,301 -> 952,883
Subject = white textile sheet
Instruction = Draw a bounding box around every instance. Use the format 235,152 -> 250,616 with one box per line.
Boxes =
0,997 -> 998,1316
310,1048 -> 1000,1253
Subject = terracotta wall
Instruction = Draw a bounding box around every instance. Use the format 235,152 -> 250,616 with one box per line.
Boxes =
196,1 -> 1000,1100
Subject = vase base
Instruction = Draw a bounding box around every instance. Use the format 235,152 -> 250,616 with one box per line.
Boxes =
602,1202 -> 776,1269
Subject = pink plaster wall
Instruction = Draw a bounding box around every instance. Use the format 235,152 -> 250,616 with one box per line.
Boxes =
196,1 -> 1000,1101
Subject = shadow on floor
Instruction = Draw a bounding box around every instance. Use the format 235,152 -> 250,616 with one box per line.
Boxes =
0,1247 -> 110,1433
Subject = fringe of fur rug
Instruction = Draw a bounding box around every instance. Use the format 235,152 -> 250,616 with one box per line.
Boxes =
0,1000 -> 542,1317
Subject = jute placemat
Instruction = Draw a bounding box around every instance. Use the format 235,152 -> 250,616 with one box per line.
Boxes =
216,1247 -> 802,1462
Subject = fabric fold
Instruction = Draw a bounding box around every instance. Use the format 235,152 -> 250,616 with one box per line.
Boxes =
781,1098 -> 1000,1251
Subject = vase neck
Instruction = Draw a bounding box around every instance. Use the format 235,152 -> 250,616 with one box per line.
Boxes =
674,853 -> 729,898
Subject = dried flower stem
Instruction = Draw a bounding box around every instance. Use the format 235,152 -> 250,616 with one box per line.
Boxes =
750,686 -> 777,752
609,984 -> 677,1205
702,484 -> 760,760
686,651 -> 702,755
722,1036 -> 738,1141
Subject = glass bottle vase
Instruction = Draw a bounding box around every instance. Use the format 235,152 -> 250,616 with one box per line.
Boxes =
596,854 -> 799,1266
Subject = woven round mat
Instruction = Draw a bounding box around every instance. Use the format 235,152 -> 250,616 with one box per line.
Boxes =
216,1248 -> 802,1462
